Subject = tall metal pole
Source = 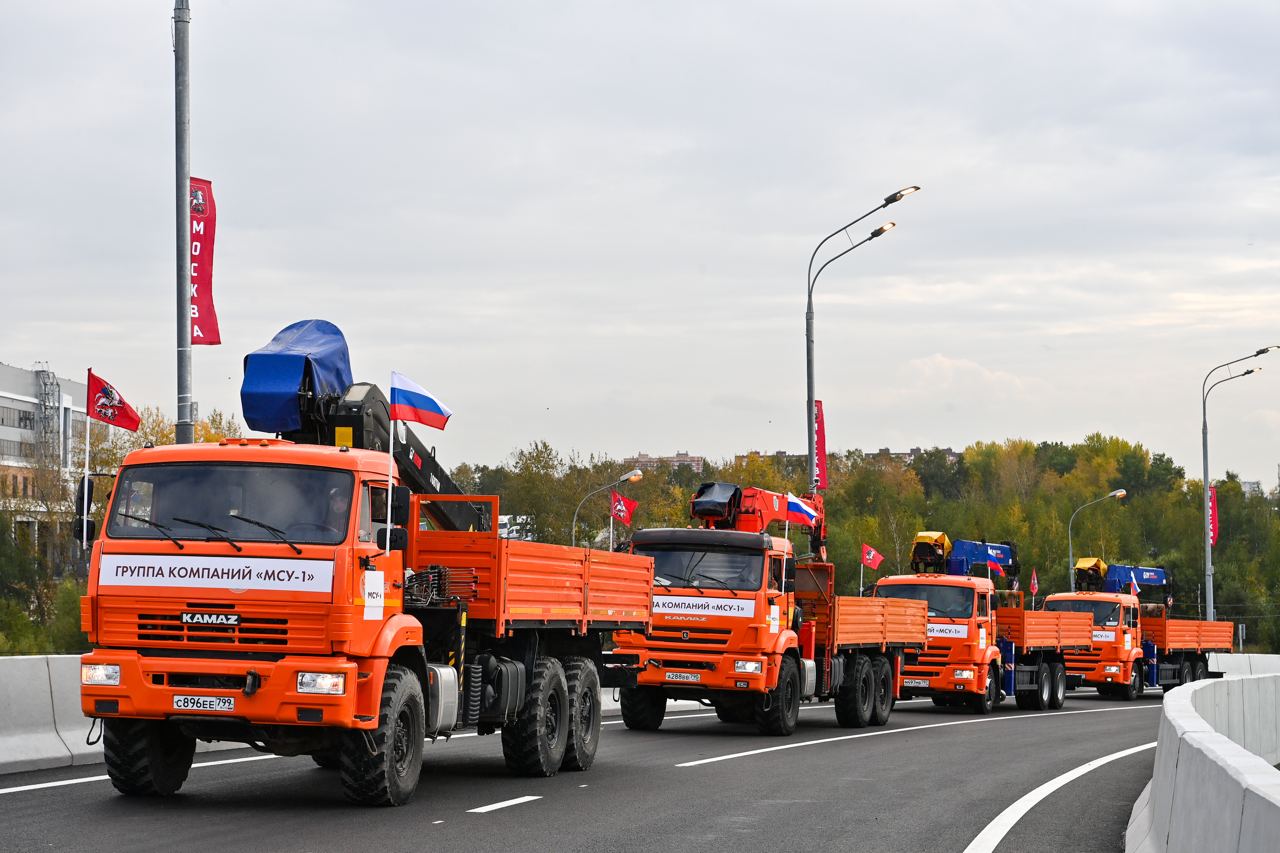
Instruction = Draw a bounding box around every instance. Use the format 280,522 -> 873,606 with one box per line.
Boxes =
174,1 -> 194,444
805,293 -> 817,488
1202,395 -> 1213,621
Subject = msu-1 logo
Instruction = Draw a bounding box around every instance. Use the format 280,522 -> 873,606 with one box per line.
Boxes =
181,611 -> 239,626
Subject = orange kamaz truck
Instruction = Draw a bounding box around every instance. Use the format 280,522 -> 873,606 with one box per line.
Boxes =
1045,558 -> 1233,699
76,321 -> 652,805
611,483 -> 926,735
874,532 -> 1092,713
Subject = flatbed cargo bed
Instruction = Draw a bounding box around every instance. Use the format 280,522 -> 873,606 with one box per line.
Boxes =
1143,616 -> 1233,654
996,607 -> 1093,652
409,495 -> 652,636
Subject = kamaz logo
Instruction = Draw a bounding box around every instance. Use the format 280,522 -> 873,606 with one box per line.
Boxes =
181,612 -> 239,626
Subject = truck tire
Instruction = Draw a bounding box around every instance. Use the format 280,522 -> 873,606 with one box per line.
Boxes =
560,657 -> 600,772
969,664 -> 997,715
1049,663 -> 1067,709
869,656 -> 893,726
339,663 -> 425,806
1178,660 -> 1193,686
1014,689 -> 1034,710
503,657 -> 570,776
103,718 -> 196,796
619,686 -> 666,731
1193,660 -> 1208,682
931,695 -> 953,708
1119,664 -> 1142,701
756,655 -> 801,736
835,655 -> 874,728
1029,663 -> 1051,711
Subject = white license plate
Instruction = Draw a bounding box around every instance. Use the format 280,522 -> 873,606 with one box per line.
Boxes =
172,694 -> 235,712
665,672 -> 701,683
903,678 -> 930,688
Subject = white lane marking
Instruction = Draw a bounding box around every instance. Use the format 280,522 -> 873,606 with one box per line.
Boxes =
600,699 -> 930,727
0,754 -> 276,796
676,705 -> 1158,767
467,795 -> 542,813
432,820 -> 444,825
960,741 -> 1156,853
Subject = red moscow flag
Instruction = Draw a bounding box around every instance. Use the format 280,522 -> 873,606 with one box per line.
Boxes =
861,543 -> 885,571
1030,568 -> 1039,597
610,490 -> 638,526
86,370 -> 141,432
814,400 -> 829,490
1209,486 -> 1219,547
190,177 -> 221,346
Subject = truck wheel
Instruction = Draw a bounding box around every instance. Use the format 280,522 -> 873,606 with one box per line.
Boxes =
1178,660 -> 1193,686
340,663 -> 425,805
1029,663 -> 1051,711
1049,663 -> 1067,709
835,655 -> 874,728
756,655 -> 801,736
1014,689 -> 1033,710
560,657 -> 600,772
103,718 -> 196,796
619,686 -> 666,731
869,656 -> 893,726
1119,664 -> 1142,702
1193,660 -> 1208,682
931,695 -> 951,707
969,665 -> 997,715
503,657 -> 570,776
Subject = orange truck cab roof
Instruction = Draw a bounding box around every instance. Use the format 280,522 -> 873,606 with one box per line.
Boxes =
877,573 -> 995,594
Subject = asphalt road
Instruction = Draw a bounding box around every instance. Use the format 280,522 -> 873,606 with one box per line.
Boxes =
0,689 -> 1160,853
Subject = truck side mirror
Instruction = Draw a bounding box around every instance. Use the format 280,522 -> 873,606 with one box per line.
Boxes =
75,475 -> 94,512
73,518 -> 96,543
377,527 -> 408,551
390,486 -> 411,527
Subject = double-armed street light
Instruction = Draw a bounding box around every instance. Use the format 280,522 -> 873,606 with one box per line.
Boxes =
1067,489 -> 1127,592
1201,346 -> 1276,620
571,468 -> 643,547
805,186 -> 920,488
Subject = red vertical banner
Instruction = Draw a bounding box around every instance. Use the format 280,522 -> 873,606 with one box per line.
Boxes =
1209,485 -> 1219,546
190,177 -> 221,345
814,399 -> 828,490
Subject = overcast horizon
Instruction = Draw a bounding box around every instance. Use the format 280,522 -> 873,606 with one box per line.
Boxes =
3,2 -> 1278,484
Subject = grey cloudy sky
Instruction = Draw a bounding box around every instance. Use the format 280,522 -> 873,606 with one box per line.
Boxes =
3,2 -> 1278,482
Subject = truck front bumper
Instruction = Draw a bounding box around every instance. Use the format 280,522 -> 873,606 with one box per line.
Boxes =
80,650 -> 366,729
898,664 -> 983,697
629,650 -> 772,693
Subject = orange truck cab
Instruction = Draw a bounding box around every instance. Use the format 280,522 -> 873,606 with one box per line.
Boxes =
1045,557 -> 1234,699
76,320 -> 653,806
875,531 -> 1091,713
612,483 -> 925,735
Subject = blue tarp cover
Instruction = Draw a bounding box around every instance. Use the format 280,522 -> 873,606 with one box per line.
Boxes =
240,319 -> 353,433
1103,564 -> 1168,592
946,540 -> 1014,574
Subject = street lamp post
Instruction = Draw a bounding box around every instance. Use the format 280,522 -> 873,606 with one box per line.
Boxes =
805,186 -> 919,490
1067,488 -> 1127,592
1201,351 -> 1272,621
571,468 -> 643,548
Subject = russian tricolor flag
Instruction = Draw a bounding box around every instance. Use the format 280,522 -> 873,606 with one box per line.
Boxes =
389,371 -> 452,430
785,493 -> 818,526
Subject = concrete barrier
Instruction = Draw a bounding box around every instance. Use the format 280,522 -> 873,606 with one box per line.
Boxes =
0,656 -> 72,773
1126,664 -> 1280,853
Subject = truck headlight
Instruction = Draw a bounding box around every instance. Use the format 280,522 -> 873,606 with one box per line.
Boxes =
297,672 -> 346,695
1103,665 -> 1121,674
81,664 -> 121,686
735,660 -> 763,674
953,669 -> 975,681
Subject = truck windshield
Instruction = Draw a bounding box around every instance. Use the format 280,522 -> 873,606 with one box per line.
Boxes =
106,463 -> 355,546
876,583 -> 974,618
634,545 -> 763,592
1045,599 -> 1120,627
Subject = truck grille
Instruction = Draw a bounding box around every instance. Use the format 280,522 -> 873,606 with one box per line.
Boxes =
99,600 -> 330,654
646,626 -> 733,648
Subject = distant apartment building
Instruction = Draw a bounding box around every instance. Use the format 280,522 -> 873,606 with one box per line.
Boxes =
1241,480 -> 1263,498
623,451 -> 706,474
732,447 -> 960,467
733,450 -> 805,467
872,446 -> 960,466
1,362 -> 87,555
